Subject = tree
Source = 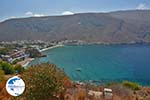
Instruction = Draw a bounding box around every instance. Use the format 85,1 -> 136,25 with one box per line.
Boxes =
18,63 -> 69,100
14,64 -> 25,74
0,60 -> 15,74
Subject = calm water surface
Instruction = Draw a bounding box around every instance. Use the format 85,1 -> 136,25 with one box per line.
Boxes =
29,44 -> 150,85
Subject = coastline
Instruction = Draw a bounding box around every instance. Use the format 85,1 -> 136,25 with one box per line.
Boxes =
16,58 -> 34,67
39,44 -> 64,52
20,44 -> 64,67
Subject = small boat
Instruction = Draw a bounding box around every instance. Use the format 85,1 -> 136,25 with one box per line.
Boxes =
76,68 -> 82,71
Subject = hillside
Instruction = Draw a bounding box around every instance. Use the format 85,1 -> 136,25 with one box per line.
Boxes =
0,63 -> 150,100
0,10 -> 150,44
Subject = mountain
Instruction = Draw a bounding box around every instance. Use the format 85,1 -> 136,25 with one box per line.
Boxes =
0,10 -> 150,44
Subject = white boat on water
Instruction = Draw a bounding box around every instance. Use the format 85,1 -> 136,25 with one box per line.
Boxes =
76,68 -> 82,71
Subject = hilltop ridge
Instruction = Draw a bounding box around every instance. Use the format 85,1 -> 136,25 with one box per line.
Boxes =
0,10 -> 150,44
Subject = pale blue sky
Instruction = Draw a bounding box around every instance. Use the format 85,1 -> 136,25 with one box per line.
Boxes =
0,0 -> 150,21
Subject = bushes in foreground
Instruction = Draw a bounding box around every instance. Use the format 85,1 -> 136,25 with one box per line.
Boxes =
122,81 -> 141,90
14,64 -> 25,74
18,63 -> 69,100
106,81 -> 141,91
0,60 -> 15,74
0,60 -> 25,75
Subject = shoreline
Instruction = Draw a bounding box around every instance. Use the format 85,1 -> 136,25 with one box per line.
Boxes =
39,44 -> 64,52
16,58 -> 34,67
23,44 -> 64,67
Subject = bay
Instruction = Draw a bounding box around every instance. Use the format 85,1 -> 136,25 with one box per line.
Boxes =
29,44 -> 150,85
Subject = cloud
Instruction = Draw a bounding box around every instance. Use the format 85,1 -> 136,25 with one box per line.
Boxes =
25,11 -> 45,17
33,14 -> 45,17
62,11 -> 74,15
0,11 -> 45,22
136,3 -> 147,10
25,11 -> 33,16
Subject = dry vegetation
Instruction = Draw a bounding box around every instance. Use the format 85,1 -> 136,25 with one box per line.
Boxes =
0,78 -> 13,100
0,63 -> 150,100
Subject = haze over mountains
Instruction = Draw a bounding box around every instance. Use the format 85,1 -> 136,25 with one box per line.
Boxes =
0,10 -> 150,44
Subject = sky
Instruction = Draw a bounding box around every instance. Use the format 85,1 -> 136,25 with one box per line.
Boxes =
0,0 -> 150,21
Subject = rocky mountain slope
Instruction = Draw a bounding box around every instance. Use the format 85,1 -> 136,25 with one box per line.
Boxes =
0,10 -> 150,44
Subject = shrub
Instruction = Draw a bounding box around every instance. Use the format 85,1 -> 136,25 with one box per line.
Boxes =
0,60 -> 15,74
14,64 -> 25,74
18,63 -> 69,100
122,81 -> 141,91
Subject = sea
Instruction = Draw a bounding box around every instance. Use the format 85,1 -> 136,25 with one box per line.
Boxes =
29,44 -> 150,86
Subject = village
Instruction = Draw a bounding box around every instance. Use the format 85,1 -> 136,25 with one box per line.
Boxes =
0,39 -> 89,66
0,40 -> 54,66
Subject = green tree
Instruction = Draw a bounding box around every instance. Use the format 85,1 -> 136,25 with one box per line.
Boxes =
0,60 -> 15,74
18,63 -> 69,100
14,64 -> 25,74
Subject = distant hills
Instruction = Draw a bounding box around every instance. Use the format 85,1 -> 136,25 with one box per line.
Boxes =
0,10 -> 150,44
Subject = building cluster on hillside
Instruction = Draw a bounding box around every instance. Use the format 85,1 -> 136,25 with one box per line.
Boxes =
0,39 -> 87,64
0,40 -> 54,64
0,48 -> 29,63
58,40 -> 86,45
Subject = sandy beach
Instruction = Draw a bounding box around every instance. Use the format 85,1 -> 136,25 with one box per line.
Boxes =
16,58 -> 34,67
16,45 -> 64,67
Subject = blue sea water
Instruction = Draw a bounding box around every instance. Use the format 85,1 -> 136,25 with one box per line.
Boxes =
29,44 -> 150,85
